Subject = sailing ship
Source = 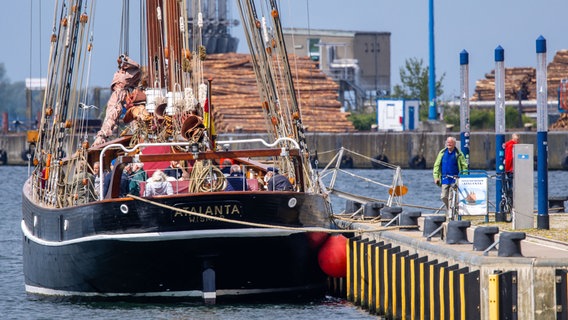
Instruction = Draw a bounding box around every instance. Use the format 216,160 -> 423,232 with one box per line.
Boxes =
22,0 -> 333,302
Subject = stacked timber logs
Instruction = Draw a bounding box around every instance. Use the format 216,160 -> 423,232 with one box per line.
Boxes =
551,113 -> 568,130
203,53 -> 354,133
471,50 -> 568,130
548,50 -> 568,130
471,67 -> 535,101
472,50 -> 568,102
548,50 -> 568,98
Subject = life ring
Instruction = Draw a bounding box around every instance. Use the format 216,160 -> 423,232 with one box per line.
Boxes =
340,155 -> 353,169
408,155 -> 426,169
562,156 -> 568,171
372,154 -> 389,169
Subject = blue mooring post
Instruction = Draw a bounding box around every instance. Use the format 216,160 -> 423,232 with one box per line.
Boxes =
459,50 -> 470,166
428,0 -> 436,120
494,46 -> 505,222
536,36 -> 549,229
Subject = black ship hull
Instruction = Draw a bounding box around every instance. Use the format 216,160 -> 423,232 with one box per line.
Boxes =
22,179 -> 331,301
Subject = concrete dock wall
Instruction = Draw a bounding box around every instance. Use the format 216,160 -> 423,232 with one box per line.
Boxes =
338,219 -> 568,319
3,131 -> 568,170
302,131 -> 568,170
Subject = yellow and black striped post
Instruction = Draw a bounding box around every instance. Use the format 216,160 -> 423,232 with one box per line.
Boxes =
359,239 -> 371,308
488,273 -> 499,319
392,250 -> 409,318
346,236 -> 360,302
410,256 -> 427,318
489,270 -> 517,319
401,253 -> 418,319
450,266 -> 469,320
439,264 -> 459,319
384,246 -> 400,317
345,236 -> 482,319
375,242 -> 391,314
366,241 -> 379,313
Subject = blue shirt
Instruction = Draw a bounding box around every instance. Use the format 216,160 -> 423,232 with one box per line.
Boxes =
441,149 -> 459,185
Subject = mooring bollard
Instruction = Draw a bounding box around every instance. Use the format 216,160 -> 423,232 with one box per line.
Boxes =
363,202 -> 383,218
423,215 -> 446,239
473,226 -> 500,251
446,220 -> 471,244
498,232 -> 526,257
399,210 -> 421,230
380,206 -> 402,226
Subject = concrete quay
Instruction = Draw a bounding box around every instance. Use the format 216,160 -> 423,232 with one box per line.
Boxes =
336,215 -> 568,319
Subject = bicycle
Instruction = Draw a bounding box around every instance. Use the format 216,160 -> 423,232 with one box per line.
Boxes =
438,175 -> 460,221
498,172 -> 514,222
448,176 -> 461,220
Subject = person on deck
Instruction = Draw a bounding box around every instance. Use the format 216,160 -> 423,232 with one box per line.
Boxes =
144,170 -> 174,196
90,161 -> 101,200
102,160 -> 130,198
432,136 -> 468,211
225,164 -> 249,191
264,167 -> 294,191
120,164 -> 132,197
220,159 -> 234,176
102,159 -> 115,198
129,163 -> 147,196
164,160 -> 184,180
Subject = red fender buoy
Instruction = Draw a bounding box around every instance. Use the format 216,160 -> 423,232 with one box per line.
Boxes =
318,234 -> 348,278
306,232 -> 329,250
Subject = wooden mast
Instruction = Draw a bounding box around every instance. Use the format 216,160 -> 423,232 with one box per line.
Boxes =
146,0 -> 183,92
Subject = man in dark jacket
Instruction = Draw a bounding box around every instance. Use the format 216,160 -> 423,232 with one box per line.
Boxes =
225,165 -> 248,191
265,167 -> 293,191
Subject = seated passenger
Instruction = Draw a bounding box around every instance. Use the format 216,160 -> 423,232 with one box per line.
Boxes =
102,159 -> 116,198
144,170 -> 174,196
225,164 -> 248,191
164,160 -> 184,180
129,163 -> 147,196
120,164 -> 132,197
265,167 -> 293,191
90,161 -> 101,200
103,160 -> 130,198
220,159 -> 233,176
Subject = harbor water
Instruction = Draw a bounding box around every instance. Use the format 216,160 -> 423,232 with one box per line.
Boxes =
2,166 -> 568,319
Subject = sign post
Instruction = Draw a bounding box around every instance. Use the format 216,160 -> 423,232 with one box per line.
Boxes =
458,172 -> 488,219
513,144 -> 534,229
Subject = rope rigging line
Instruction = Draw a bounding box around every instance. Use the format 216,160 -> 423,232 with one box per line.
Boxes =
332,168 -> 393,189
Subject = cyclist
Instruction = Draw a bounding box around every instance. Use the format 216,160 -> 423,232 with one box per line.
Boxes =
433,136 -> 468,215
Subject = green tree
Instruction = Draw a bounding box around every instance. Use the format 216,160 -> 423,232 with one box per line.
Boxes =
441,105 -> 535,131
390,58 -> 445,121
348,112 -> 376,131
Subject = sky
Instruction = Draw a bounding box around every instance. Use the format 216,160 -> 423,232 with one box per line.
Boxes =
2,0 -> 567,101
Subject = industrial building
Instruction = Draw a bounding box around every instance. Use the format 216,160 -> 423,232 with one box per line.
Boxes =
283,28 -> 391,111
